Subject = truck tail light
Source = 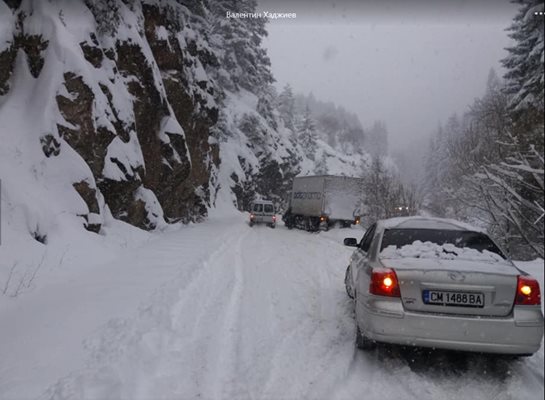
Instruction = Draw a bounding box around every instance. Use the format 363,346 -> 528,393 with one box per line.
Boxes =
515,275 -> 541,305
369,268 -> 401,298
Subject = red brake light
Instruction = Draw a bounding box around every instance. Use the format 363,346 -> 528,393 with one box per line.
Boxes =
250,214 -> 255,219
515,275 -> 541,305
369,268 -> 400,297
272,215 -> 276,222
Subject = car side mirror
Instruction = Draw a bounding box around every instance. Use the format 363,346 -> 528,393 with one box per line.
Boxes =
343,238 -> 358,247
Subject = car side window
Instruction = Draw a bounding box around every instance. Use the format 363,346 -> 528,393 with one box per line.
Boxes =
359,224 -> 376,253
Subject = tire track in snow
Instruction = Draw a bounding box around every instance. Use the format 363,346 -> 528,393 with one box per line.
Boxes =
40,220 -> 251,400
253,226 -> 356,399
163,222 -> 251,399
200,228 -> 248,399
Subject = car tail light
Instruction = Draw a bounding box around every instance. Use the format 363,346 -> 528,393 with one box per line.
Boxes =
250,214 -> 255,219
320,216 -> 327,222
354,216 -> 361,225
515,275 -> 541,305
369,268 -> 400,297
272,215 -> 276,222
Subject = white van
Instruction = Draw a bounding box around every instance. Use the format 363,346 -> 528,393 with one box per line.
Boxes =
249,200 -> 276,228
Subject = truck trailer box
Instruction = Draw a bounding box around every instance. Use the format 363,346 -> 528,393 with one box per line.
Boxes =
290,175 -> 364,222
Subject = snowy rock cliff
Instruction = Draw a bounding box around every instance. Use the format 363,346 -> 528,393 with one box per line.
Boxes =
0,0 -> 220,236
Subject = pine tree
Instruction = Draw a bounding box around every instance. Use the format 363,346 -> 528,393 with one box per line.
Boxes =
362,155 -> 401,220
278,84 -> 295,130
422,125 -> 449,216
314,152 -> 328,175
465,68 -> 510,164
502,0 -> 544,112
256,85 -> 278,130
297,105 -> 318,160
208,0 -> 274,93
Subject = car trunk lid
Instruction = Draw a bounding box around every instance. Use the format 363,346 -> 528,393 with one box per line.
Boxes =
380,257 -> 519,317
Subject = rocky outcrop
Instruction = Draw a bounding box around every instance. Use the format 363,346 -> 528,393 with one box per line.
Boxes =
0,44 -> 15,95
0,15 -> 48,93
141,4 -> 219,222
40,134 -> 61,158
57,72 -> 113,177
72,180 -> 101,233
0,1 -> 222,232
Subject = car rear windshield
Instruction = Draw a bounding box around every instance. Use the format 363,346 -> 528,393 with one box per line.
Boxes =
253,204 -> 262,212
380,229 -> 506,258
264,204 -> 274,213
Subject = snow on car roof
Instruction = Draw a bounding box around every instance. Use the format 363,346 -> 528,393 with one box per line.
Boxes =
378,216 -> 485,232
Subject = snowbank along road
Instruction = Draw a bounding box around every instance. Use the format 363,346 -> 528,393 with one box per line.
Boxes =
0,213 -> 543,400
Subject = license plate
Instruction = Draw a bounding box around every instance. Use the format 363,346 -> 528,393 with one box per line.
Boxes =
422,290 -> 484,308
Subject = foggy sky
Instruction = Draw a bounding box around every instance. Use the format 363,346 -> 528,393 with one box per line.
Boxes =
259,0 -> 517,154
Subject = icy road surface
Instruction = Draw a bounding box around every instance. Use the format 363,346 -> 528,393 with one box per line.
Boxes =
0,213 -> 543,400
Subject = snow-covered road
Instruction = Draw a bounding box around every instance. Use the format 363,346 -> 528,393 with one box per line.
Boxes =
0,213 -> 543,400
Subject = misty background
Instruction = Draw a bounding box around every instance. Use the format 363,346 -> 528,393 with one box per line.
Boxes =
260,0 -> 518,183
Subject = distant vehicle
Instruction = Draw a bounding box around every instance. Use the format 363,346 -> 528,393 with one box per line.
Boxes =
249,200 -> 276,228
282,175 -> 364,231
343,216 -> 544,356
391,205 -> 410,217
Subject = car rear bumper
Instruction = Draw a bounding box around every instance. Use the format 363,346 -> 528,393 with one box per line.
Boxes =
358,296 -> 544,355
251,216 -> 276,224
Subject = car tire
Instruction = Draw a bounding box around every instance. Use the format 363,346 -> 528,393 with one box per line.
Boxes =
249,221 -> 254,227
356,324 -> 376,350
271,224 -> 276,229
344,265 -> 354,299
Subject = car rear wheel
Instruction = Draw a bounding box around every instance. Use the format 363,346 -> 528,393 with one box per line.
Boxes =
356,324 -> 376,350
344,265 -> 354,299
355,294 -> 376,350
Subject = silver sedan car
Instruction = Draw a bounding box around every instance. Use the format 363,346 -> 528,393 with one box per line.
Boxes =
344,217 -> 544,355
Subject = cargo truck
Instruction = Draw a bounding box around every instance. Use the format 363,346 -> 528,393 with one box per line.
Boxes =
282,175 -> 364,231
